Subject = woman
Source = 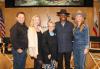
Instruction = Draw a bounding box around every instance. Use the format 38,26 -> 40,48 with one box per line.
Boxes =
28,15 -> 43,69
42,21 -> 58,69
72,10 -> 90,69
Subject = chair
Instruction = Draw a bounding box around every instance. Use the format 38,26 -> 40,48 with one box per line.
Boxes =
85,41 -> 100,69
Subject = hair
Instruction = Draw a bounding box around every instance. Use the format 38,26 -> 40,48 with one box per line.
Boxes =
48,21 -> 55,26
32,15 -> 40,20
30,15 -> 41,27
79,22 -> 85,32
16,12 -> 25,17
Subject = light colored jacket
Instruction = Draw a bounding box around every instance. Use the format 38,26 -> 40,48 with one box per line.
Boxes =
28,27 -> 38,58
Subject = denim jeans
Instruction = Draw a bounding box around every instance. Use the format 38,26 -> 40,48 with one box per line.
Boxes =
12,49 -> 27,69
73,46 -> 86,69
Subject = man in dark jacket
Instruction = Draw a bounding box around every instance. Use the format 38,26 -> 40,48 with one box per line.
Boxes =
10,12 -> 28,69
55,9 -> 74,69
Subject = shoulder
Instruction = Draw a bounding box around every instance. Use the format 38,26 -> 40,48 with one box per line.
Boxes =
67,21 -> 74,28
83,24 -> 89,31
23,24 -> 28,29
10,23 -> 18,32
28,27 -> 32,30
55,21 -> 60,25
84,24 -> 89,29
43,30 -> 49,35
67,20 -> 73,25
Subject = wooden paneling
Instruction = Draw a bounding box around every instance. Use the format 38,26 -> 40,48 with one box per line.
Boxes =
4,7 -> 93,37
90,42 -> 100,49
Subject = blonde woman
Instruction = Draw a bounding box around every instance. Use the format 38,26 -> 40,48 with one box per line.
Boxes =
72,10 -> 89,69
28,15 -> 43,69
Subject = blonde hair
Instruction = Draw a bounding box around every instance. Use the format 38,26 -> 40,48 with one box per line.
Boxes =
80,22 -> 85,32
29,15 -> 41,27
74,16 -> 85,32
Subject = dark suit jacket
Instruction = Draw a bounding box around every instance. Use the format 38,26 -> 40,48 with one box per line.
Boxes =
55,21 -> 74,53
10,22 -> 28,50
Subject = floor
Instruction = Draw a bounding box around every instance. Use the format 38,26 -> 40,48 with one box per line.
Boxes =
0,51 -> 100,69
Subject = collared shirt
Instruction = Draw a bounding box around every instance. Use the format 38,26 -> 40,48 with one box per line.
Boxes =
49,32 -> 55,36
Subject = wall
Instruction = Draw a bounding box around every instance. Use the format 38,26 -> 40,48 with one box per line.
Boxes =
4,7 -> 93,37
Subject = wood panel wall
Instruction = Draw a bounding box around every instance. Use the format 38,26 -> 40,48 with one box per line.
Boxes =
4,7 -> 93,37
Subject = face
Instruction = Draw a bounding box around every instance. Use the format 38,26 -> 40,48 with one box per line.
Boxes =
48,22 -> 55,32
32,16 -> 41,26
59,14 -> 67,21
16,14 -> 25,24
75,15 -> 84,25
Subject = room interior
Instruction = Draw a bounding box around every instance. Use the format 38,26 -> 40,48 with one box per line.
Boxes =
0,0 -> 100,69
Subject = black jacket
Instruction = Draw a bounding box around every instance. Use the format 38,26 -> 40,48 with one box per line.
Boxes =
42,30 -> 58,61
10,22 -> 28,50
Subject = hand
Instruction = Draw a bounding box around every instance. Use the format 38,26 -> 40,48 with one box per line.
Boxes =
48,54 -> 51,59
17,48 -> 23,53
84,48 -> 89,54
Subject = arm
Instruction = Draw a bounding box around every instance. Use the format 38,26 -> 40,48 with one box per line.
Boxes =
10,26 -> 22,51
84,26 -> 90,54
42,32 -> 50,54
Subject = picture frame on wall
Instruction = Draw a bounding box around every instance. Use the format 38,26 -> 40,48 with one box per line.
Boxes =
5,0 -> 93,7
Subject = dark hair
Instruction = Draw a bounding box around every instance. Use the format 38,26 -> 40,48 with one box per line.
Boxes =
16,12 -> 25,17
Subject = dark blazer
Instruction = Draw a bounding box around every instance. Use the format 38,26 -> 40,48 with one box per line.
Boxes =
10,22 -> 28,50
55,21 -> 74,53
37,32 -> 44,60
42,30 -> 58,63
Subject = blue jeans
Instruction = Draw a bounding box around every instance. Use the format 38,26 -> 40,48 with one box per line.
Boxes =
12,49 -> 27,69
73,46 -> 86,69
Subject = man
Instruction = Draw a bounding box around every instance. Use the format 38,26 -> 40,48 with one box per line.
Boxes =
10,12 -> 28,69
55,9 -> 74,69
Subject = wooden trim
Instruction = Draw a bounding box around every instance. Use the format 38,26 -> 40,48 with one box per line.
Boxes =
89,42 -> 100,50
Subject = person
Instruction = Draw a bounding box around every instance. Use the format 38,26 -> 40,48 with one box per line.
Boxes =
10,12 -> 28,69
55,9 -> 74,69
42,21 -> 58,69
72,10 -> 89,69
27,15 -> 43,69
